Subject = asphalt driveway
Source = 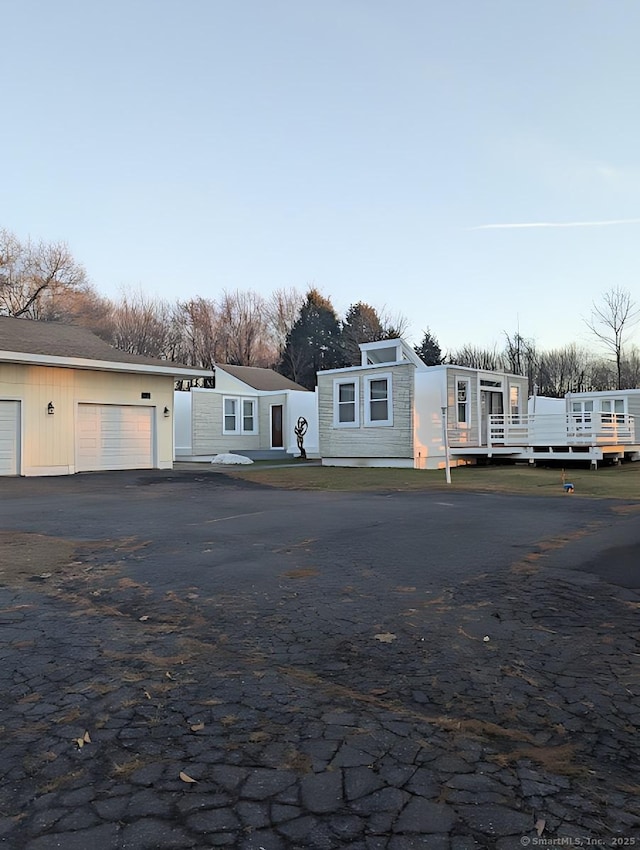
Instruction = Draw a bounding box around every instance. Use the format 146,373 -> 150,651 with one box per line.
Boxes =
1,467 -> 639,849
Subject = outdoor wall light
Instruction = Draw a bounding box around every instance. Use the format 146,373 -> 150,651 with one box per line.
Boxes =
163,406 -> 170,417
47,402 -> 55,415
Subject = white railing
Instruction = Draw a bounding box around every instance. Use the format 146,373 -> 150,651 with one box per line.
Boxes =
487,413 -> 636,447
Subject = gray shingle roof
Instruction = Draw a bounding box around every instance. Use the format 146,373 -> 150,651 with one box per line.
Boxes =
217,363 -> 308,392
0,316 -> 211,375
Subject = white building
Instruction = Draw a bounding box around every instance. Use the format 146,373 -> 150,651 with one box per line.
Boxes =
174,364 -> 318,461
317,339 -> 640,470
318,339 -> 528,470
0,316 -> 211,476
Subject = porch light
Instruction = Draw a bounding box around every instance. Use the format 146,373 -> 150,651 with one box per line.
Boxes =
163,406 -> 170,417
47,402 -> 55,415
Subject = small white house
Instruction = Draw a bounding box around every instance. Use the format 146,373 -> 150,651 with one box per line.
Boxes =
174,364 -> 318,461
0,316 -> 211,476
565,388 -> 640,424
318,339 -> 529,470
497,389 -> 639,465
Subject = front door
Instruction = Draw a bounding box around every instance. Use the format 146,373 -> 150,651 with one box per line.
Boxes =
481,390 -> 504,444
271,405 -> 283,448
571,400 -> 593,432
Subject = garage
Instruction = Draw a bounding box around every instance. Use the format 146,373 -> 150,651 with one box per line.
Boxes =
76,404 -> 154,472
0,401 -> 20,475
0,316 -> 212,476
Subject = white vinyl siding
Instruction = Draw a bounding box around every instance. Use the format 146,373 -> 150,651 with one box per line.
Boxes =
76,404 -> 154,472
0,400 -> 20,475
333,378 -> 359,427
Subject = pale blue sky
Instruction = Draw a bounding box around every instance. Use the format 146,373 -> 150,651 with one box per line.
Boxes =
3,0 -> 640,354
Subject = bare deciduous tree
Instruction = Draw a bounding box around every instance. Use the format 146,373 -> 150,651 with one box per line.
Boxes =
0,229 -> 87,318
620,345 -> 640,389
585,287 -> 640,390
376,305 -> 410,340
265,287 -> 304,358
216,289 -> 276,367
37,283 -> 113,339
172,297 -> 219,369
109,289 -> 178,359
448,344 -> 505,371
534,345 -> 595,397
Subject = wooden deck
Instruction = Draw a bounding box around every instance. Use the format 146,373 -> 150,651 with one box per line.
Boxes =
447,413 -> 639,468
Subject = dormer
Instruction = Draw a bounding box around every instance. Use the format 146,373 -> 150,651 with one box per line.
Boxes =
359,339 -> 427,369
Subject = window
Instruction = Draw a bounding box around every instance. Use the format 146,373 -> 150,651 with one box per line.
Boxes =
333,379 -> 359,427
601,398 -> 625,423
224,398 -> 237,433
510,385 -> 521,418
369,379 -> 388,421
243,399 -> 255,432
365,374 -> 393,426
457,379 -> 470,425
223,397 -> 257,435
571,400 -> 593,429
338,382 -> 356,423
572,400 -> 593,416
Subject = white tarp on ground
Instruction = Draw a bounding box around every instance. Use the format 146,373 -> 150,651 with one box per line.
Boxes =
211,453 -> 254,465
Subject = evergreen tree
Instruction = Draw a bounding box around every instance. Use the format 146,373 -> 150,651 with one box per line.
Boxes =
277,288 -> 346,389
414,328 -> 443,366
342,301 -> 384,364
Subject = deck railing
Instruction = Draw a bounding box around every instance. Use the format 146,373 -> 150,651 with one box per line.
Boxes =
486,413 -> 636,447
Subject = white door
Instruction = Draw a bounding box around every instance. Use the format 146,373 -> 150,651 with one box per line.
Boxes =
480,390 -> 504,445
77,404 -> 154,472
571,400 -> 593,432
0,401 -> 20,475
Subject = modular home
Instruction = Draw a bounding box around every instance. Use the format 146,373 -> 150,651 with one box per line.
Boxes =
317,339 -> 528,470
174,364 -> 318,460
0,316 -> 211,476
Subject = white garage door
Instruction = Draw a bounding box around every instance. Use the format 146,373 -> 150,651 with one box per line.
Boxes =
77,404 -> 154,472
0,401 -> 20,475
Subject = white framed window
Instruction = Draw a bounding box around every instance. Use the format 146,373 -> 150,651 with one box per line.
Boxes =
457,378 -> 470,425
364,373 -> 393,426
509,384 -> 521,418
242,399 -> 256,432
223,396 -> 258,435
333,378 -> 359,427
571,400 -> 593,418
601,398 -> 625,423
223,397 -> 238,433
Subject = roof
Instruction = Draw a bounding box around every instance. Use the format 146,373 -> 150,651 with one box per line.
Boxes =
359,338 -> 427,369
0,316 -> 212,378
217,363 -> 309,392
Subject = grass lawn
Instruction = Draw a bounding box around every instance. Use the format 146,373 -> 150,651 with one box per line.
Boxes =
224,461 -> 640,499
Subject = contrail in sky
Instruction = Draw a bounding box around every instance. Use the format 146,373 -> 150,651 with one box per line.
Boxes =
471,218 -> 640,230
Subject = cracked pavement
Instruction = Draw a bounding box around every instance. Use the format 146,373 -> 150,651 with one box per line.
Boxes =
0,468 -> 639,849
